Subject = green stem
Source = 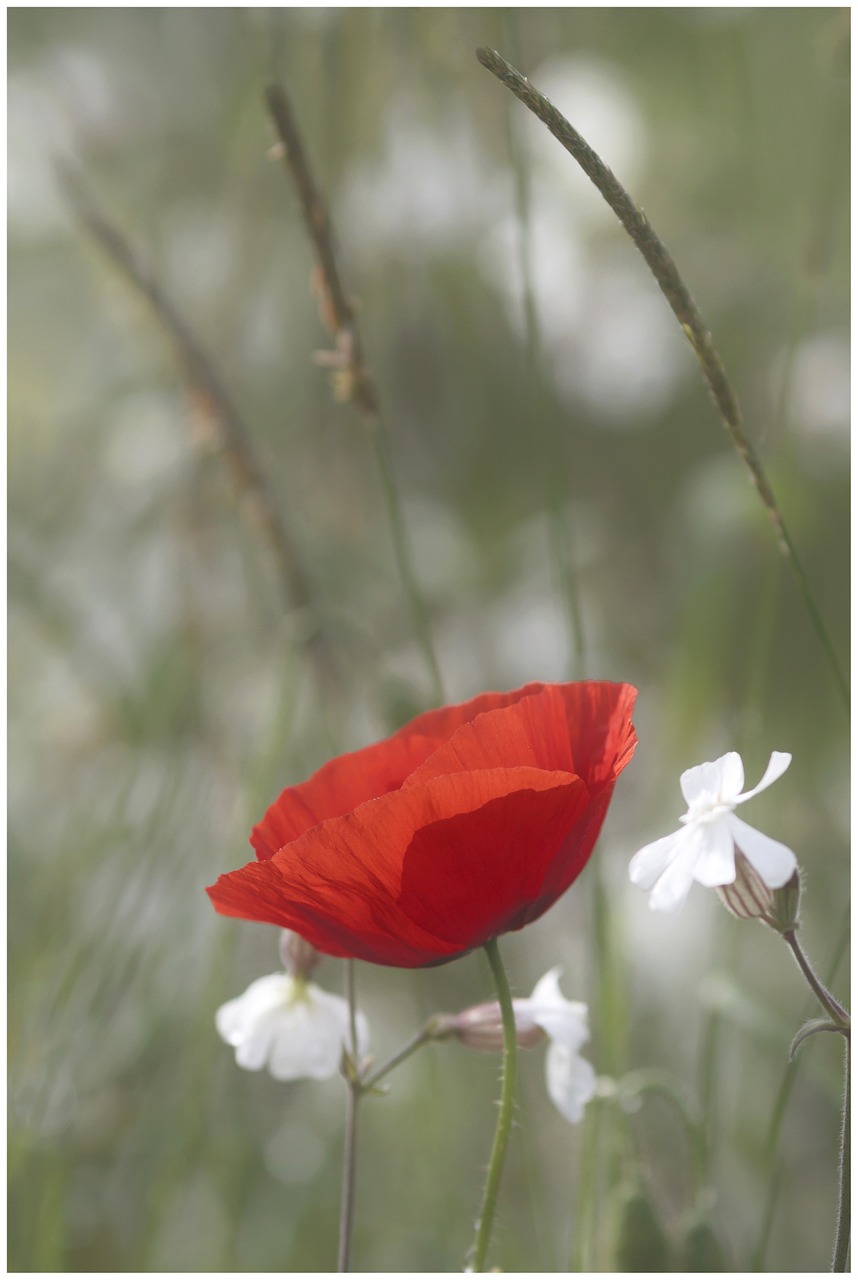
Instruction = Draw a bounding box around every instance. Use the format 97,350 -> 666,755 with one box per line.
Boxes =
570,1096 -> 602,1271
337,960 -> 360,1272
470,938 -> 518,1273
475,46 -> 848,713
832,1038 -> 850,1271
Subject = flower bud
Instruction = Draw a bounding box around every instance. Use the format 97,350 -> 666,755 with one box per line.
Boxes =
433,1000 -> 548,1052
279,930 -> 321,980
715,851 -> 775,921
678,1213 -> 728,1271
611,1183 -> 671,1272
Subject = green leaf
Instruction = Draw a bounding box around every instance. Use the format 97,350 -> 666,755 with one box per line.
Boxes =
789,1018 -> 847,1060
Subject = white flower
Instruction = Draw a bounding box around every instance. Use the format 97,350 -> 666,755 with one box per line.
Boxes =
216,973 -> 370,1082
448,968 -> 596,1124
629,751 -> 797,912
522,968 -> 596,1124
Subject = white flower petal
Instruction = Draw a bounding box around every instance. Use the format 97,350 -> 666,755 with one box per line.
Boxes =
268,987 -> 366,1081
526,969 -> 590,1052
216,974 -> 294,1047
545,1042 -> 596,1124
680,752 -> 743,806
216,974 -> 370,1082
734,751 -> 792,805
691,816 -> 736,887
629,829 -> 687,891
647,835 -> 701,911
727,814 -> 797,888
235,1014 -> 282,1072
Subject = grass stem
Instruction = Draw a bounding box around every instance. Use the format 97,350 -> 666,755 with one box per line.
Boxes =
475,46 -> 848,712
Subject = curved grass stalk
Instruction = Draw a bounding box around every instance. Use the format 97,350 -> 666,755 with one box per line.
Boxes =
475,47 -> 848,712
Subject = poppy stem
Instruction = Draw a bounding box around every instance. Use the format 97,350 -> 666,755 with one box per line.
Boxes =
470,938 -> 518,1273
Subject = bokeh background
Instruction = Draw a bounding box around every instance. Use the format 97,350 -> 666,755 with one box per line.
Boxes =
8,7 -> 850,1273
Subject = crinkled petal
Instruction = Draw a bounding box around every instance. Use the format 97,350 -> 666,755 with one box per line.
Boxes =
727,814 -> 797,888
680,752 -> 743,806
690,816 -> 737,887
251,683 -> 590,860
734,751 -> 792,805
545,1041 -> 596,1124
211,767 -> 591,966
629,829 -> 687,891
525,968 -> 590,1052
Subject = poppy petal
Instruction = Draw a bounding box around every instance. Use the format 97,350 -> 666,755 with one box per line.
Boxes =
251,682 -> 562,860
210,767 -> 588,966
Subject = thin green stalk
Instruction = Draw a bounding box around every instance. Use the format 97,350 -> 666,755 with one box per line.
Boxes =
570,1096 -> 602,1271
470,938 -> 518,1273
360,1023 -> 434,1092
338,959 -> 361,1273
475,47 -> 848,712
832,1039 -> 850,1272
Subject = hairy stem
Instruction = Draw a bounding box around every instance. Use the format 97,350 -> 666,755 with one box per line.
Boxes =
783,930 -> 850,1028
475,46 -> 848,711
832,1039 -> 850,1272
471,938 -> 518,1272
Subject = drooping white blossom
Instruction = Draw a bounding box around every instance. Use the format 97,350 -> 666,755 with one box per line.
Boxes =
629,751 -> 797,912
216,972 -> 369,1082
524,968 -> 596,1124
446,967 -> 596,1124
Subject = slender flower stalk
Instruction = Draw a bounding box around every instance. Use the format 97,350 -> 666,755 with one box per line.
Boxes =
471,938 -> 519,1273
338,959 -> 361,1273
832,1040 -> 850,1272
360,1024 -> 437,1092
475,46 -> 848,712
782,930 -> 850,1027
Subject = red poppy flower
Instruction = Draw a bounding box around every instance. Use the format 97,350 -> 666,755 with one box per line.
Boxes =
207,681 -> 637,967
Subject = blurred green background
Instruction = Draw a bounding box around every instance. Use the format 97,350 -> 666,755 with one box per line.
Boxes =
8,7 -> 849,1273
